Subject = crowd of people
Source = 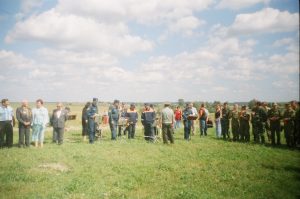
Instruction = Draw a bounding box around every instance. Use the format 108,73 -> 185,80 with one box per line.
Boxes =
0,98 -> 299,148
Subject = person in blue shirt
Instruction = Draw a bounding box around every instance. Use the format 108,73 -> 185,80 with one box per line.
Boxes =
109,100 -> 120,140
32,99 -> 49,148
87,98 -> 99,144
125,103 -> 138,139
141,103 -> 155,142
0,99 -> 14,148
182,103 -> 193,141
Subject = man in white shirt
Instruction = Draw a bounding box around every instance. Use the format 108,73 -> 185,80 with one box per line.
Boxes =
190,103 -> 198,135
0,99 -> 14,148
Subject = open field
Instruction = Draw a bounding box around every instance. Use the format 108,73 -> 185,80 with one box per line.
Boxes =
0,103 -> 299,199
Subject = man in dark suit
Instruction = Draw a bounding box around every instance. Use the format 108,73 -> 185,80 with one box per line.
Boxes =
16,100 -> 32,148
51,102 -> 68,145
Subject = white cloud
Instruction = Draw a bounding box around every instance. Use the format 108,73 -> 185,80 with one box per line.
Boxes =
56,0 -> 214,24
272,38 -> 293,47
229,8 -> 299,35
216,0 -> 270,10
6,9 -> 153,56
169,16 -> 205,36
15,0 -> 42,20
0,50 -> 35,69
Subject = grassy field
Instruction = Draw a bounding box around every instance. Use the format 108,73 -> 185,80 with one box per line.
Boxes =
0,103 -> 299,199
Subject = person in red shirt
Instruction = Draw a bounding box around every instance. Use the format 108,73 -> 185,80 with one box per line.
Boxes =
174,106 -> 182,129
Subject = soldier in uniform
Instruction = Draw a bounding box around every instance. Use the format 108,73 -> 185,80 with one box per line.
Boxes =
182,103 -> 193,141
251,101 -> 267,144
221,102 -> 231,140
239,105 -> 250,142
267,103 -> 282,146
81,102 -> 91,141
230,104 -> 240,142
109,100 -> 120,140
118,103 -> 127,137
262,102 -> 271,142
283,103 -> 295,148
141,103 -> 155,142
125,104 -> 138,139
87,98 -> 99,144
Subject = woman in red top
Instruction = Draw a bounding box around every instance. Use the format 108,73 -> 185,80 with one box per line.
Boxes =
174,106 -> 182,129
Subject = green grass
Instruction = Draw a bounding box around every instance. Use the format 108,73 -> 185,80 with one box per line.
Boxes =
0,125 -> 300,199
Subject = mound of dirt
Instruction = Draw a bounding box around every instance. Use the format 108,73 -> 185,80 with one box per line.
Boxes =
38,163 -> 70,172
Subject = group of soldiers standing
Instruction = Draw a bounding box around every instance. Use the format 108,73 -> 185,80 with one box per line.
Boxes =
81,98 -> 299,147
216,100 -> 300,147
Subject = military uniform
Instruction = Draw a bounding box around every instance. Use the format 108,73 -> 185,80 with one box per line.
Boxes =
109,104 -> 119,140
262,106 -> 271,142
182,107 -> 193,140
239,109 -> 250,142
231,109 -> 240,141
125,107 -> 138,139
267,107 -> 282,145
221,107 -> 231,140
87,102 -> 98,144
251,106 -> 267,144
118,109 -> 127,137
283,109 -> 295,147
141,106 -> 155,142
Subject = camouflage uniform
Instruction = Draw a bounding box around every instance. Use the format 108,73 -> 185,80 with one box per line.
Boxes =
231,109 -> 240,141
239,109 -> 250,142
251,105 -> 267,144
262,105 -> 271,142
283,108 -> 295,147
221,107 -> 231,140
267,107 -> 282,145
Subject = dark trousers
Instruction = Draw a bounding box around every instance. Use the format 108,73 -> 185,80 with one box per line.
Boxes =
232,124 -> 240,141
53,127 -> 64,144
88,119 -> 96,143
144,123 -> 154,141
270,124 -> 281,145
162,124 -> 174,144
0,121 -> 13,148
221,120 -> 230,140
253,123 -> 265,144
200,119 -> 207,136
19,125 -> 30,147
128,124 -> 136,139
110,121 -> 118,140
118,125 -> 128,136
284,125 -> 295,147
82,122 -> 88,136
240,124 -> 250,142
184,121 -> 191,140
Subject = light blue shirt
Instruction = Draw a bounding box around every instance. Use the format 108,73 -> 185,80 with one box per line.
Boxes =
32,107 -> 49,126
0,106 -> 14,121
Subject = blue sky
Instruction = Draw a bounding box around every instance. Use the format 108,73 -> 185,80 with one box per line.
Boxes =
0,0 -> 299,102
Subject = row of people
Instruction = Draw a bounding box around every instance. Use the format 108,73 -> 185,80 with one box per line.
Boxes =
212,101 -> 299,147
0,99 -> 68,148
1,98 -> 299,147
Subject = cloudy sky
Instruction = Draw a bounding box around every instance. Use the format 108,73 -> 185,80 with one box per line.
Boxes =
0,0 -> 299,102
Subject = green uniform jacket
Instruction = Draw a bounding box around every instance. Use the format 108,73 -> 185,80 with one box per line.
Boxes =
267,108 -> 281,128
